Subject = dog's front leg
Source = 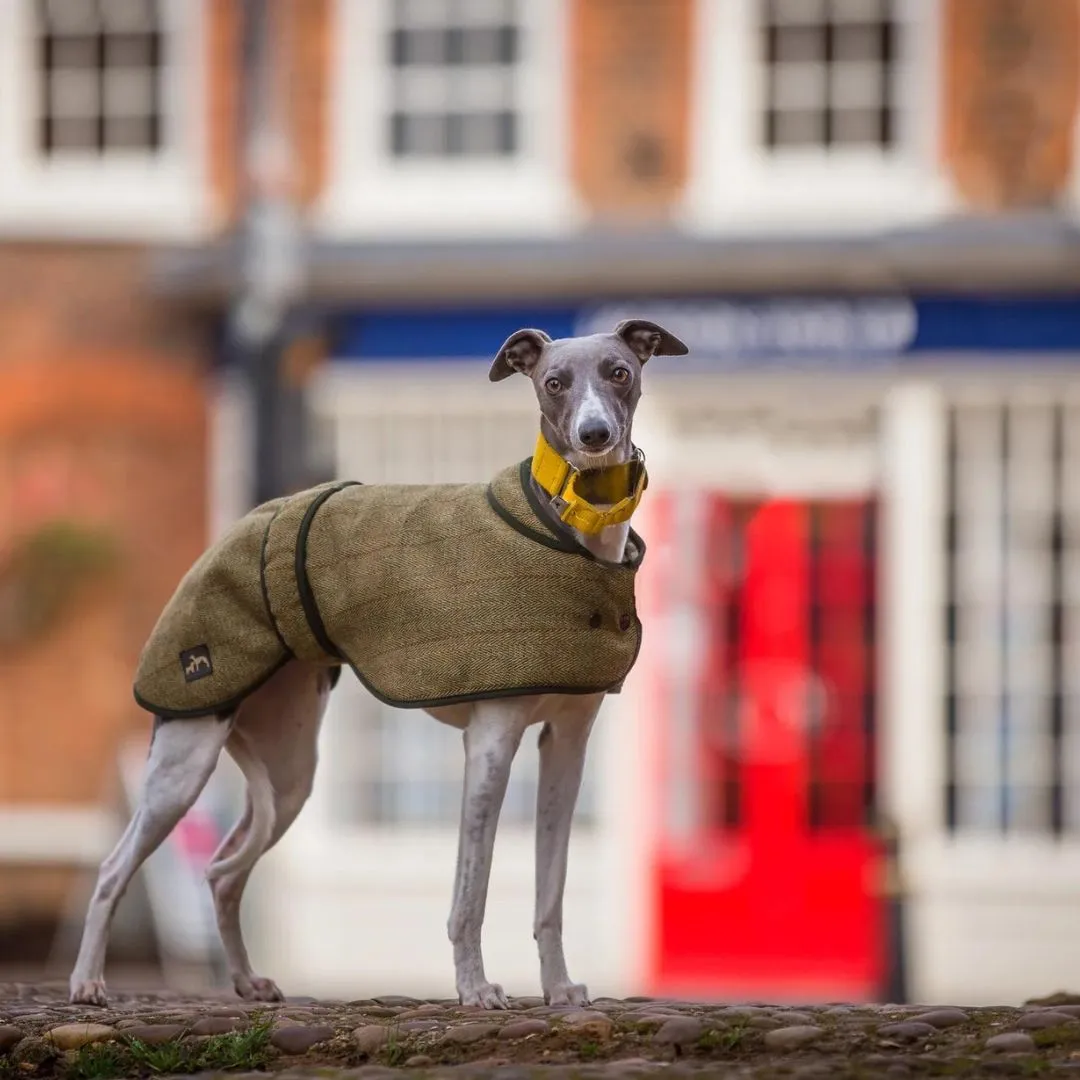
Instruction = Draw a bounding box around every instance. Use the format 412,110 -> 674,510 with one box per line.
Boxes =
534,699 -> 601,1005
448,704 -> 528,1009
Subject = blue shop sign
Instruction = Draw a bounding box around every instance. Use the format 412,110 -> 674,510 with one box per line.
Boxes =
334,295 -> 1080,367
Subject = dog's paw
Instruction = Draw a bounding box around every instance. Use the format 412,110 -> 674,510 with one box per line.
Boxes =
458,981 -> 510,1010
545,981 -> 590,1007
234,974 -> 285,1002
69,978 -> 109,1006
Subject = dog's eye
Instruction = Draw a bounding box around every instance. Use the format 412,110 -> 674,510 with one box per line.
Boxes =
545,377 -> 562,394
611,367 -> 631,384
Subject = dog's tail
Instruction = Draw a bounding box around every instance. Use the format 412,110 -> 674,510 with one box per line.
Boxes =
205,730 -> 275,882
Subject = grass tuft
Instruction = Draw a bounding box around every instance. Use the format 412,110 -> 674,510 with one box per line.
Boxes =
62,1015 -> 275,1079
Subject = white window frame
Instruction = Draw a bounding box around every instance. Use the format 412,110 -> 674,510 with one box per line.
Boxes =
681,0 -> 956,234
317,0 -> 583,239
0,0 -> 210,241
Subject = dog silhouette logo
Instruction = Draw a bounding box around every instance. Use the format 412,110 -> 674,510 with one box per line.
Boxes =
180,645 -> 214,683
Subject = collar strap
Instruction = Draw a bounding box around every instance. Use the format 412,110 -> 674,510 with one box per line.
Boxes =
530,431 -> 648,536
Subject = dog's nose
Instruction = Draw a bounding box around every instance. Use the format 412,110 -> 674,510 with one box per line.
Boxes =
579,421 -> 611,448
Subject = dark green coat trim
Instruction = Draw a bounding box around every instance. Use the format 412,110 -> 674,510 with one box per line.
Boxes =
136,654 -> 293,721
294,481 -> 361,661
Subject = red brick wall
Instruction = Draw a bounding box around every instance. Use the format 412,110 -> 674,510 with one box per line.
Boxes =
207,0 -> 241,225
570,0 -> 694,221
0,248 -> 210,811
942,0 -> 1080,211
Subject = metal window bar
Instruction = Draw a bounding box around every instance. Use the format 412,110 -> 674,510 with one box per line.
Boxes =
944,407 -> 958,830
36,0 -> 164,155
1063,406 -> 1080,830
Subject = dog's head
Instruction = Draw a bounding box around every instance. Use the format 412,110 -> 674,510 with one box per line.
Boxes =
489,320 -> 688,468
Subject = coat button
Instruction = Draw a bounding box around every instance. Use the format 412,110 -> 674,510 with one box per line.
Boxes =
619,614 -> 632,631
589,612 -> 602,629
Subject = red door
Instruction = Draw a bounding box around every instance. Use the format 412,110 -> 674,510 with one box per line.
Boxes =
642,491 -> 885,1001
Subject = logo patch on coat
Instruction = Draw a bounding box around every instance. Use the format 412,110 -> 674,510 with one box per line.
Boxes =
180,645 -> 214,682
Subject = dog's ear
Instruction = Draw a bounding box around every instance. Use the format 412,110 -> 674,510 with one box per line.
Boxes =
613,319 -> 689,363
489,328 -> 552,382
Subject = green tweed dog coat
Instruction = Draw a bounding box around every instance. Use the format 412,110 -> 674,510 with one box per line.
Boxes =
134,460 -> 645,719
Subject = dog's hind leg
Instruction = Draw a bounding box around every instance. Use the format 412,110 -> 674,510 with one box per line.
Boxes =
69,715 -> 232,1005
534,696 -> 602,1006
205,662 -> 330,1002
448,699 -> 534,1009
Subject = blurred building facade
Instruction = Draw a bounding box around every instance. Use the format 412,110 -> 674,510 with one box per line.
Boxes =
4,0 -> 1080,1004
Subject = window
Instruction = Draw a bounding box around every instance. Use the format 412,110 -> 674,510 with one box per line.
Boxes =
387,0 -> 519,160
762,0 -> 898,152
321,0 -> 577,237
684,0 -> 950,232
0,0 -> 207,238
944,401 -> 1080,835
36,0 -> 165,158
325,674 -> 597,829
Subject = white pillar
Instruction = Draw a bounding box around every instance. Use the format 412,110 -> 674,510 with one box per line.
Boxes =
878,379 -> 946,1000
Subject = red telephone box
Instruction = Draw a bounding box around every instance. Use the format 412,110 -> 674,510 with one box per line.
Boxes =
641,491 -> 886,1001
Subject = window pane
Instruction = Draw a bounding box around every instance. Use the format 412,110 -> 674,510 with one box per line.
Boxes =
387,0 -> 522,160
762,0 -> 899,151
35,0 -> 165,156
945,403 -> 1073,836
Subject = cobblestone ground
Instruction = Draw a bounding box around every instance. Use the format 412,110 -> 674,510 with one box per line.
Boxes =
4,983 -> 1080,1078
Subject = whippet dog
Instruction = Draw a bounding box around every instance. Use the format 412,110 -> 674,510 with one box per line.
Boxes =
69,319 -> 687,1009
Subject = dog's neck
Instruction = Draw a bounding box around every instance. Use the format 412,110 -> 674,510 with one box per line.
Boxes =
530,422 -> 637,564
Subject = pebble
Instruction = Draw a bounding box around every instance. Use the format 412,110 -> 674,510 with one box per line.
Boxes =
747,1015 -> 782,1030
398,1019 -> 440,1033
627,1013 -> 683,1029
270,1025 -> 335,1054
443,1022 -> 500,1045
0,1026 -> 24,1052
352,1025 -> 389,1052
878,1021 -> 937,1041
558,1010 -> 614,1039
986,1032 -> 1037,1053
1044,1004 -> 1080,1018
44,1023 -> 117,1050
912,1008 -> 970,1029
396,1004 -> 445,1020
763,1025 -> 824,1051
119,1023 -> 188,1045
190,1016 -> 245,1036
499,1019 -> 550,1040
778,1010 -> 817,1025
1017,1010 -> 1080,1029
652,1017 -> 703,1047
404,1054 -> 434,1067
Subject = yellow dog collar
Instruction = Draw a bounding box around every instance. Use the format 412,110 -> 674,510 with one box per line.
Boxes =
530,431 -> 648,536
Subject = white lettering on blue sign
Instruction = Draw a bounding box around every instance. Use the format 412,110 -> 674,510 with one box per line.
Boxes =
577,298 -> 918,365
